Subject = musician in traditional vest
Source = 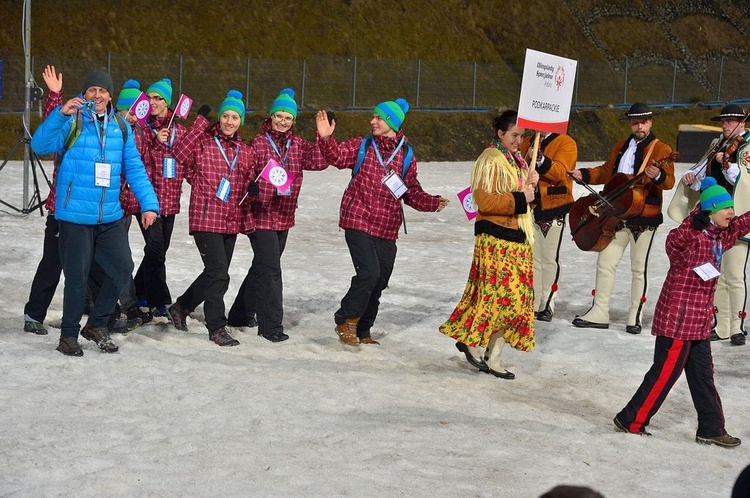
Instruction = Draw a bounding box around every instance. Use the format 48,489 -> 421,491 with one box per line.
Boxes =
569,103 -> 676,333
520,131 -> 578,322
668,104 -> 750,345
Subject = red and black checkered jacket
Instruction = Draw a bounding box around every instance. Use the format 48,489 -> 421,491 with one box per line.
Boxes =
172,115 -> 255,235
139,112 -> 188,216
652,206 -> 750,340
317,131 -> 441,241
243,117 -> 329,232
42,91 -> 63,212
121,122 -> 147,216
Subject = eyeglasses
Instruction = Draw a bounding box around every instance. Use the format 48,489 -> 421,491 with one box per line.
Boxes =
148,95 -> 165,102
272,113 -> 294,124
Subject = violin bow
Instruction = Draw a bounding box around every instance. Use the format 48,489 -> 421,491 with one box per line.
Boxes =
566,171 -> 615,210
690,111 -> 749,178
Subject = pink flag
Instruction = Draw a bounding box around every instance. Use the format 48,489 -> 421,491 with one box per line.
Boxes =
457,186 -> 476,220
129,92 -> 151,126
259,158 -> 294,191
174,94 -> 193,119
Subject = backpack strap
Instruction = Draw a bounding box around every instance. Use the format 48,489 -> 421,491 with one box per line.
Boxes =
353,137 -> 413,179
401,144 -> 413,178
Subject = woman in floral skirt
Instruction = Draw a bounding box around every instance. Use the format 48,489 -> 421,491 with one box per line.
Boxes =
440,110 -> 538,379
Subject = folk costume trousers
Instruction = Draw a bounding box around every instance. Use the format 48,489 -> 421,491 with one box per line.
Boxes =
616,336 -> 727,438
713,240 -> 749,339
532,216 -> 566,314
229,229 -> 288,337
177,232 -> 236,332
336,229 -> 397,339
578,225 -> 656,327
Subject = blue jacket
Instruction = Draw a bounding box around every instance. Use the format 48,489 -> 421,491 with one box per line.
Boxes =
31,106 -> 159,225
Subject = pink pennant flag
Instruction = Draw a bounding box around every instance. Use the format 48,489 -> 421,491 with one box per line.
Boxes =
129,92 -> 151,126
174,94 -> 193,119
259,158 -> 294,192
457,186 -> 476,220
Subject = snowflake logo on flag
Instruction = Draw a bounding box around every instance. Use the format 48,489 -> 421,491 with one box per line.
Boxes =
462,193 -> 476,214
268,166 -> 289,187
179,99 -> 191,117
134,100 -> 150,120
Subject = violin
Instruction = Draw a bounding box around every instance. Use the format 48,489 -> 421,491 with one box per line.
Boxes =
721,134 -> 744,169
568,152 -> 680,252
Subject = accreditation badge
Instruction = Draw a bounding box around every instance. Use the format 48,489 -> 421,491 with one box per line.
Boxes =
216,177 -> 231,202
382,171 -> 407,199
163,156 -> 176,179
95,162 -> 111,187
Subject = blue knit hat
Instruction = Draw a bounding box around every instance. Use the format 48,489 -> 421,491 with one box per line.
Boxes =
219,90 -> 246,125
269,88 -> 298,119
700,177 -> 733,213
374,98 -> 409,131
146,78 -> 173,106
116,79 -> 141,111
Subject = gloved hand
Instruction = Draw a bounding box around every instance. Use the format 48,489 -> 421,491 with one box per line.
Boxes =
197,105 -> 211,118
691,210 -> 711,231
247,180 -> 260,196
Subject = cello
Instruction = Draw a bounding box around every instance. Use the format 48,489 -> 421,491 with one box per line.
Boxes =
568,152 -> 680,252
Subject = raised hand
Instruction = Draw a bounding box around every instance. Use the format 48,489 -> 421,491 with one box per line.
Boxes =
315,110 -> 335,139
42,65 -> 62,93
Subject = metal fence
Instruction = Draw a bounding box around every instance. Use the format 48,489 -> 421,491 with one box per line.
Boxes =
0,54 -> 748,114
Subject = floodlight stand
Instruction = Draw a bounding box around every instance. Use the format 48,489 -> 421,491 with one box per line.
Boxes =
0,0 -> 49,216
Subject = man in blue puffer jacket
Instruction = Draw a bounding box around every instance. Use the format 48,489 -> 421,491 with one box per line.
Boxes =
31,70 -> 159,356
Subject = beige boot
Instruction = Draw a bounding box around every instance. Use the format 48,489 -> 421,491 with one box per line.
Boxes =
484,334 -> 515,379
335,318 -> 360,347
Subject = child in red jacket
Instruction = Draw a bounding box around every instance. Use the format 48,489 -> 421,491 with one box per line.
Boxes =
614,177 -> 750,447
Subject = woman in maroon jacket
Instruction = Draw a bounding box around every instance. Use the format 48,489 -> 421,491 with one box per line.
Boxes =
614,177 -> 750,447
167,90 -> 255,347
228,88 -> 329,342
315,98 -> 449,347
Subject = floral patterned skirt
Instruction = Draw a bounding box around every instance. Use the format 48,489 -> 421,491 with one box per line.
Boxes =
439,234 -> 535,352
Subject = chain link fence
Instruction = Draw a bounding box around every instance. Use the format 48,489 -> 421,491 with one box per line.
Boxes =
0,54 -> 747,114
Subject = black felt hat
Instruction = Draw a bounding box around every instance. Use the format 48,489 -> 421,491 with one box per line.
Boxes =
624,102 -> 653,119
710,104 -> 747,121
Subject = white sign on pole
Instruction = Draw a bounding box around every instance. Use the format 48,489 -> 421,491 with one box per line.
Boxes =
517,49 -> 578,135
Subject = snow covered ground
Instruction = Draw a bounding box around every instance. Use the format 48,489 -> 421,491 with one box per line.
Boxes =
0,158 -> 748,497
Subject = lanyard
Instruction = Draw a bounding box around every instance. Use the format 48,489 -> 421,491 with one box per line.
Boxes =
152,126 -> 176,148
704,230 -> 724,267
265,133 -> 291,167
95,112 -> 109,162
214,137 -> 240,175
372,137 -> 405,173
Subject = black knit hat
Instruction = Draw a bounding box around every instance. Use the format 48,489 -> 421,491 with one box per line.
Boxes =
710,104 -> 747,122
82,70 -> 114,94
624,102 -> 653,119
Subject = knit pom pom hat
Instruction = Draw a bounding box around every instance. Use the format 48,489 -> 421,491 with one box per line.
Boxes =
219,89 -> 246,125
374,98 -> 409,131
269,88 -> 298,119
700,176 -> 733,213
146,78 -> 173,106
116,79 -> 141,111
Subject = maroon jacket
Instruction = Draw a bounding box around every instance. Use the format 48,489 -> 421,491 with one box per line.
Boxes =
121,122 -> 147,216
172,115 -> 255,235
244,117 -> 329,232
317,131 -> 441,241
140,113 -> 188,215
652,206 -> 750,340
42,90 -> 63,212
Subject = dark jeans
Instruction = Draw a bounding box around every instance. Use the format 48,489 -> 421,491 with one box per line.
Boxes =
335,229 -> 397,339
229,229 -> 288,336
88,215 -> 138,311
177,232 -> 236,331
24,214 -> 62,323
134,214 -> 175,307
617,336 -> 726,438
58,219 -> 134,338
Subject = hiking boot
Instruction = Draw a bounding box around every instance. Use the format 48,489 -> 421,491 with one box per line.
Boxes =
613,416 -> 651,436
209,327 -> 240,347
24,320 -> 48,335
126,305 -> 153,325
730,332 -> 746,346
81,324 -> 119,353
335,318 -> 360,347
258,330 -> 289,342
359,337 -> 380,345
151,305 -> 169,318
696,434 -> 741,448
108,315 -> 142,334
228,315 -> 258,328
168,302 -> 189,331
56,336 -> 83,356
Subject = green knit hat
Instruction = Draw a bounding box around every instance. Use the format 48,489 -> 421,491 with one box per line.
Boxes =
700,177 -> 733,213
374,98 -> 409,131
116,79 -> 141,111
269,88 -> 297,119
219,89 -> 246,125
146,78 -> 173,106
